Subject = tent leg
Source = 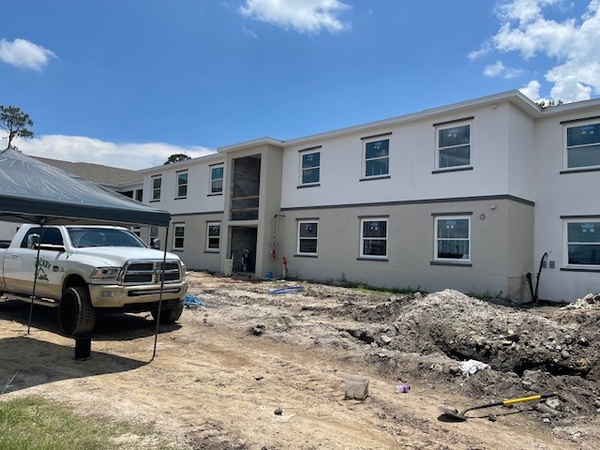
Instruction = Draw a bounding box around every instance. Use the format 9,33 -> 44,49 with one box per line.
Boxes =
73,334 -> 92,360
151,224 -> 170,362
27,224 -> 47,335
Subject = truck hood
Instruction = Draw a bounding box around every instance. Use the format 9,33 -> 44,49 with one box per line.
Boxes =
68,247 -> 182,267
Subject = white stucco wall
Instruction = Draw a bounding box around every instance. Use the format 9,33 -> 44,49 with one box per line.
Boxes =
0,222 -> 20,242
143,155 -> 225,215
533,107 -> 600,302
507,104 -> 536,201
280,101 -> 526,210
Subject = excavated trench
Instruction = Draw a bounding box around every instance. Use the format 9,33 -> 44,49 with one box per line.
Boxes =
341,323 -> 592,379
335,290 -> 598,382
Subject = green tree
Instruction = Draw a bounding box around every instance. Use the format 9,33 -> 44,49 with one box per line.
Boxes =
0,105 -> 34,150
164,153 -> 191,164
537,99 -> 564,109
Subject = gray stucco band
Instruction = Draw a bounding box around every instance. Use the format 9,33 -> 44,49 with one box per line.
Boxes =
171,210 -> 224,217
280,194 -> 534,212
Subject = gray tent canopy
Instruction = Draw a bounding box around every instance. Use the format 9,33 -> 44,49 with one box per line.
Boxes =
0,148 -> 173,359
0,148 -> 170,227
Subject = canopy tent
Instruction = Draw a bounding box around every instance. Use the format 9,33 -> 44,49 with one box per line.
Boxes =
0,148 -> 173,360
0,148 -> 170,227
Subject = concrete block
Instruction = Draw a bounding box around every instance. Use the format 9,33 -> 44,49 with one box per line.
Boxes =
224,259 -> 233,276
345,376 -> 369,400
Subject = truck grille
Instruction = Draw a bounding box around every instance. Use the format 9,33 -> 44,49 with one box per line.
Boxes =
121,260 -> 182,285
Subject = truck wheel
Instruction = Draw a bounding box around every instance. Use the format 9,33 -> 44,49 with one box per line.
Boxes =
151,300 -> 184,323
59,286 -> 96,336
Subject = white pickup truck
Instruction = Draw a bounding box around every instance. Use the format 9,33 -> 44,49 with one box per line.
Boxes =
0,224 -> 187,335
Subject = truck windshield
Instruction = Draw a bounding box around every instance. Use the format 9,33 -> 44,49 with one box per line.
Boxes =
67,228 -> 148,249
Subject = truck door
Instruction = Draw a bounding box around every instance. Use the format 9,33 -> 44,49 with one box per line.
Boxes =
3,227 -> 65,298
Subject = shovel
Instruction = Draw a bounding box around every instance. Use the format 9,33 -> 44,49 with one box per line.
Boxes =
440,392 -> 558,422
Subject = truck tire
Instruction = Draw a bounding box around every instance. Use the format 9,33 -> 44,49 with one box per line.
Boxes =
59,286 -> 96,336
151,300 -> 184,323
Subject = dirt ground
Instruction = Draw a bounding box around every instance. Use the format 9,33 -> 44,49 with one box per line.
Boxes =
1,271 -> 600,450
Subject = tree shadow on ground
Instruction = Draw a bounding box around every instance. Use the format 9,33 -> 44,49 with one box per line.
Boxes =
0,335 -> 147,395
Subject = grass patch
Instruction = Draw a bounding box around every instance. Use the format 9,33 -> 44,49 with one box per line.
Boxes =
338,281 -> 422,297
0,395 -> 177,450
325,273 -> 424,297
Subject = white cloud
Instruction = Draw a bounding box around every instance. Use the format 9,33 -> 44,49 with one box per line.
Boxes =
495,0 -> 562,26
468,44 -> 492,61
493,14 -> 579,59
0,38 -> 56,71
243,27 -> 259,39
239,0 -> 351,34
519,79 -> 552,103
547,72 -> 593,101
478,1 -> 600,103
483,60 -> 525,78
14,135 -> 215,170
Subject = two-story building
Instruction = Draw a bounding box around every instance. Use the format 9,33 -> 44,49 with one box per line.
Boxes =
139,90 -> 600,303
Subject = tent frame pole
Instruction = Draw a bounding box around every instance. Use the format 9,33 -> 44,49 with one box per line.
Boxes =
151,224 -> 170,361
27,222 -> 47,335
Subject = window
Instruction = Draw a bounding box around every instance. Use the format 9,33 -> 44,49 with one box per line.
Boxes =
566,122 -> 600,169
297,221 -> 318,255
210,165 -> 224,194
176,171 -> 188,198
66,228 -> 146,248
206,222 -> 221,252
152,176 -> 162,201
135,189 -> 143,202
20,227 -> 64,248
300,152 -> 320,185
435,217 -> 470,260
364,139 -> 389,177
437,123 -> 471,169
149,226 -> 159,248
566,220 -> 600,266
360,218 -> 387,258
173,224 -> 185,250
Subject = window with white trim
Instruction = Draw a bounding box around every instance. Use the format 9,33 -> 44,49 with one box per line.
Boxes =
300,152 -> 320,185
566,122 -> 600,169
149,226 -> 159,248
437,123 -> 471,169
435,217 -> 470,260
566,219 -> 600,266
360,218 -> 387,257
210,165 -> 224,194
173,223 -> 185,250
206,222 -> 221,252
152,175 -> 162,201
297,221 -> 318,255
363,138 -> 389,177
176,171 -> 188,198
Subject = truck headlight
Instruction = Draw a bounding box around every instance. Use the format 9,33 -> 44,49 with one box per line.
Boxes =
91,267 -> 121,281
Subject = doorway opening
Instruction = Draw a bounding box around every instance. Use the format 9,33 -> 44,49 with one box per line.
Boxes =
229,226 -> 258,274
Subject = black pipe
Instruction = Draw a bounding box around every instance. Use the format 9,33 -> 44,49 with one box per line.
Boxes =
533,252 -> 549,305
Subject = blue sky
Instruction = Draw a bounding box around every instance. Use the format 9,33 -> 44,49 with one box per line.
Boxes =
1,0 -> 599,169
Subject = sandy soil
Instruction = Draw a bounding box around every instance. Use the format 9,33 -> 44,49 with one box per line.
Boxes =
1,271 -> 599,449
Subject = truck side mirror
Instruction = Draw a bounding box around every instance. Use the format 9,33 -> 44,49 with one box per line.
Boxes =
27,233 -> 40,249
150,238 -> 160,250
